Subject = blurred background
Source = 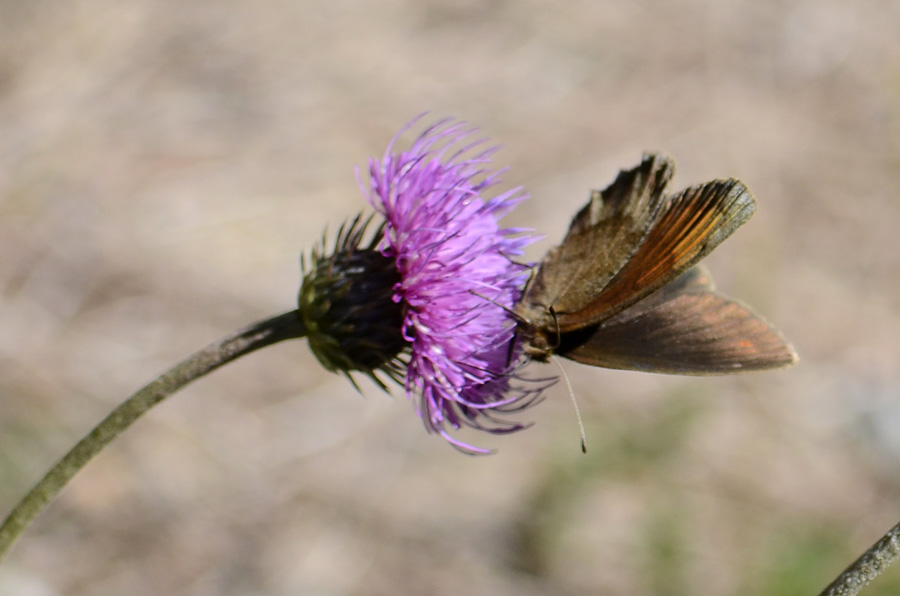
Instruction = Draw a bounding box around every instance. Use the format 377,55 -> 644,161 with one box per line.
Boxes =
1,1 -> 899,595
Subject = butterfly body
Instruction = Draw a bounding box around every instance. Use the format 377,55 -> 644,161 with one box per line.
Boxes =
517,154 -> 796,374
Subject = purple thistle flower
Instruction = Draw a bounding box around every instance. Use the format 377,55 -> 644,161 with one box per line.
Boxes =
361,117 -> 546,453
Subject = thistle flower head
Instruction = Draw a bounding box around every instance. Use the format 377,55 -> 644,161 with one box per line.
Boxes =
359,117 -> 546,453
298,117 -> 549,452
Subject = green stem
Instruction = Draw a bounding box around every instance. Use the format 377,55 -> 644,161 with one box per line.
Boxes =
818,519 -> 900,596
0,310 -> 306,563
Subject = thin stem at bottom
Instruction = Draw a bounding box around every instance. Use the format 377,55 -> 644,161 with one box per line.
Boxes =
817,520 -> 900,596
0,309 -> 306,563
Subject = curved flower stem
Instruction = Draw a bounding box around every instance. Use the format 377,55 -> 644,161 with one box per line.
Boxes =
818,519 -> 900,596
0,310 -> 306,563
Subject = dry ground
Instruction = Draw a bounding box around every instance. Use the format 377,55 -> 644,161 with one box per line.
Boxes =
1,1 -> 900,595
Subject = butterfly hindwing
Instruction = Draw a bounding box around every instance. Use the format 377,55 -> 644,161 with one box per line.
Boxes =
558,266 -> 798,374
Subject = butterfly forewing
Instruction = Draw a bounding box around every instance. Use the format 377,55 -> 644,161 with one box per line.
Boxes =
520,154 -> 673,322
555,178 -> 756,332
558,267 -> 798,374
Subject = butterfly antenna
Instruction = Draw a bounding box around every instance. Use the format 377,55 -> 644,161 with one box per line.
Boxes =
551,355 -> 587,453
469,289 -> 525,322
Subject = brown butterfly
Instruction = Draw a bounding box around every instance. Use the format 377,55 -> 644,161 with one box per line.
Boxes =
516,153 -> 797,374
